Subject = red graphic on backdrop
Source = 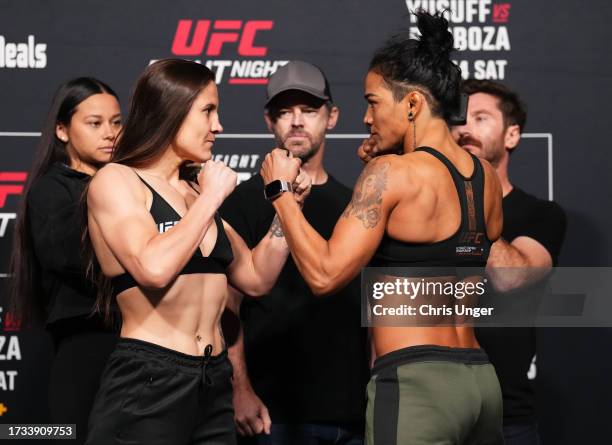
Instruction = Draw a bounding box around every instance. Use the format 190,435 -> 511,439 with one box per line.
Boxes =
172,20 -> 274,57
3,313 -> 21,332
492,4 -> 511,23
0,172 -> 27,208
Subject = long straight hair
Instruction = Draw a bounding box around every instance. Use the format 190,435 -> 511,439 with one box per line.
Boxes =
85,59 -> 216,321
7,78 -> 118,327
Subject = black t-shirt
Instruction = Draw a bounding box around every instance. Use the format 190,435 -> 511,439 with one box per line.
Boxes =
27,163 -> 106,333
219,174 -> 369,424
476,187 -> 566,425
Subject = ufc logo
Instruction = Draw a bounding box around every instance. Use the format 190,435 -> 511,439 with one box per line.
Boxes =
0,172 -> 27,208
459,232 -> 484,244
172,20 -> 273,57
492,4 -> 511,23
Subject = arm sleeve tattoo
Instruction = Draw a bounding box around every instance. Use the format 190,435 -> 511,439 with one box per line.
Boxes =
342,161 -> 390,229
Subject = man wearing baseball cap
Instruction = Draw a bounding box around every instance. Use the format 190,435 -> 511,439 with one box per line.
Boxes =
220,61 -> 369,445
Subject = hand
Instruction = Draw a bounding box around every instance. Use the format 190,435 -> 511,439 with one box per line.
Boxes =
293,169 -> 312,207
260,148 -> 302,185
357,136 -> 380,163
198,160 -> 237,202
232,384 -> 271,436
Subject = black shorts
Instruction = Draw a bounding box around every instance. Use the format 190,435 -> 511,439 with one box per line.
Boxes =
86,337 -> 235,445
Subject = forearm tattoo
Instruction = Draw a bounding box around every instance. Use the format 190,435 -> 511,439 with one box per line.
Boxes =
268,214 -> 285,238
342,161 -> 390,229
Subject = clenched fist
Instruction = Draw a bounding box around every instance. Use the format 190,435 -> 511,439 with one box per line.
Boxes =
357,136 -> 380,163
293,169 -> 312,207
198,160 -> 237,202
260,148 -> 302,185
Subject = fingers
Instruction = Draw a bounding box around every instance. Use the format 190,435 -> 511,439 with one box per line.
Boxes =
261,405 -> 271,435
247,416 -> 264,436
293,170 -> 311,195
261,148 -> 302,184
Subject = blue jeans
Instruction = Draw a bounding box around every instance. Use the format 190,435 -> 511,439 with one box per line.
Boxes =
255,423 -> 363,445
503,422 -> 540,445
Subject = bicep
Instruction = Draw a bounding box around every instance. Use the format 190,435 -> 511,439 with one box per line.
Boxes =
88,168 -> 158,270
511,236 -> 553,268
325,158 -> 396,282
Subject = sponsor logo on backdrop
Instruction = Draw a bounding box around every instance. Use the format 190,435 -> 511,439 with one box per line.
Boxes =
156,19 -> 288,85
406,0 -> 511,79
0,307 -> 21,397
0,172 -> 27,238
0,35 -> 47,69
213,153 -> 260,183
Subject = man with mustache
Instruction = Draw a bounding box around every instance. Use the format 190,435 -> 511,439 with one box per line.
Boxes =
451,79 -> 567,445
220,61 -> 369,445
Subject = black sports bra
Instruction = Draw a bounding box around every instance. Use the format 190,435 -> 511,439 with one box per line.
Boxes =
110,174 -> 234,296
369,147 -> 492,268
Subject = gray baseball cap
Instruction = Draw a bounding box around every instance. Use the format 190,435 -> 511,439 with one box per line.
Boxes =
266,61 -> 333,107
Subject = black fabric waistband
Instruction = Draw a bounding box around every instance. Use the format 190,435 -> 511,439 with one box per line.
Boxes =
372,344 -> 490,374
115,337 -> 227,368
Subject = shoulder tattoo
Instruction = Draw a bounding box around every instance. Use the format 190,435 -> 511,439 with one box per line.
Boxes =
342,161 -> 390,229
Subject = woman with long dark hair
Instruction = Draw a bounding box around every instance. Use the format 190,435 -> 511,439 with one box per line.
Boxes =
84,59 -> 308,445
260,11 -> 504,445
8,77 -> 122,443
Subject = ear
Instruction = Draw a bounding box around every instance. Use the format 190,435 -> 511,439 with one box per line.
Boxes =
403,91 -> 425,120
504,124 -> 521,151
326,106 -> 339,130
56,123 -> 68,143
263,111 -> 274,133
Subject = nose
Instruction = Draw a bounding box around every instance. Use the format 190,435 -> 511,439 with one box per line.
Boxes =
363,108 -> 373,128
212,116 -> 223,134
103,122 -> 118,141
290,109 -> 304,127
451,121 -> 471,141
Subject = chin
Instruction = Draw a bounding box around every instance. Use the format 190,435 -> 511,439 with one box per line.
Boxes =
95,153 -> 113,164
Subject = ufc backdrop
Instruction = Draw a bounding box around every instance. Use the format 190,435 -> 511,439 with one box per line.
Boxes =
0,0 -> 610,442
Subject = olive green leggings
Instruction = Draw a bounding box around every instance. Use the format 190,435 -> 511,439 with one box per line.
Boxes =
366,345 -> 503,445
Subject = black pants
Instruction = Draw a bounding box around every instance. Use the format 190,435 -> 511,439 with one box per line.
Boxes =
48,326 -> 117,445
86,338 -> 236,445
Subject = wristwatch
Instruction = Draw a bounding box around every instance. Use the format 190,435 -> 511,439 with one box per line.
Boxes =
264,179 -> 293,201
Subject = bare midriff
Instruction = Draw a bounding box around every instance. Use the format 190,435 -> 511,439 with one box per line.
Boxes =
117,273 -> 228,356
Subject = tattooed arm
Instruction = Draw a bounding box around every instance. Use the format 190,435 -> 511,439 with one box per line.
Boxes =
265,156 -> 399,296
222,215 -> 290,297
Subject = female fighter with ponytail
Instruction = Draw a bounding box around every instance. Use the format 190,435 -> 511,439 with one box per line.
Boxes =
260,11 -> 504,445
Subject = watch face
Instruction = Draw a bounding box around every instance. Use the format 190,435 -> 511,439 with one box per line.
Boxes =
264,180 -> 291,200
264,180 -> 282,200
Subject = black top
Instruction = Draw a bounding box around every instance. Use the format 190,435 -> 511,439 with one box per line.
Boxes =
27,162 -> 99,330
219,174 -> 369,424
110,174 -> 233,296
476,187 -> 566,425
370,147 -> 491,268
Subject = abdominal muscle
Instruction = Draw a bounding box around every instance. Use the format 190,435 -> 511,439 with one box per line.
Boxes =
117,273 -> 228,357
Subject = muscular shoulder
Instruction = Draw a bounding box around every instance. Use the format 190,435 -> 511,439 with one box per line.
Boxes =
351,155 -> 403,208
88,163 -> 144,208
